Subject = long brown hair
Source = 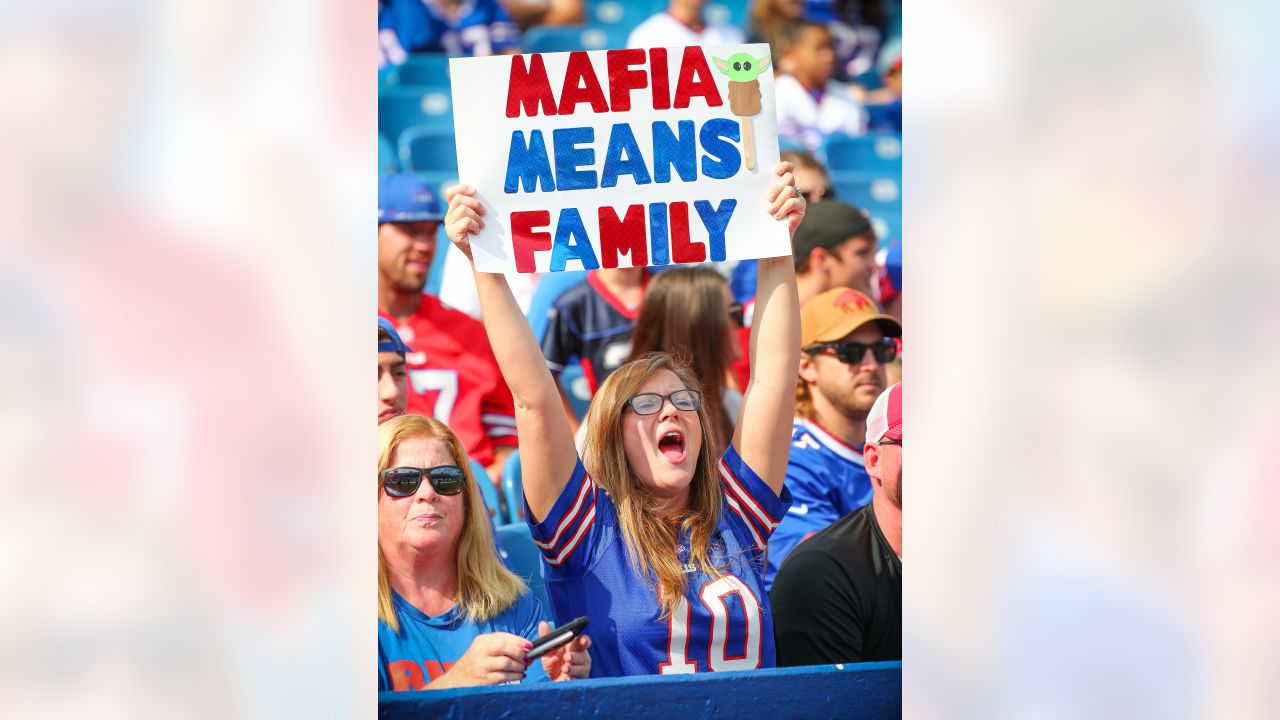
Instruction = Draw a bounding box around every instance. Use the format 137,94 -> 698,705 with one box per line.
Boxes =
581,353 -> 724,617
377,415 -> 526,634
627,266 -> 735,457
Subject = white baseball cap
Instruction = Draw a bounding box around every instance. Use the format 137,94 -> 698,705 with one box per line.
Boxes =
865,382 -> 902,445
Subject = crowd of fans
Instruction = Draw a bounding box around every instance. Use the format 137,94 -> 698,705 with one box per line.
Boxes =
376,0 -> 902,692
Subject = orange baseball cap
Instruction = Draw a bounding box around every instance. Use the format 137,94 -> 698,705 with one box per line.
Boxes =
800,287 -> 902,348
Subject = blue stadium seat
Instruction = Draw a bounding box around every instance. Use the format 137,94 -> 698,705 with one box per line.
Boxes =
379,133 -> 397,175
587,0 -> 663,31
379,88 -> 455,144
501,450 -> 524,525
496,522 -> 552,613
830,172 -> 902,246
526,270 -> 589,342
866,103 -> 901,133
379,65 -> 399,93
823,133 -> 902,174
561,363 -> 593,420
704,0 -> 749,28
522,24 -> 630,54
397,53 -> 453,88
398,126 -> 458,174
468,457 -> 504,520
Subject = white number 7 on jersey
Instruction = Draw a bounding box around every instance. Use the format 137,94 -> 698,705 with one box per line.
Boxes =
409,368 -> 459,425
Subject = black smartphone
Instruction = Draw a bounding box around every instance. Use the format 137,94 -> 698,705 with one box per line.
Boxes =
525,616 -> 589,661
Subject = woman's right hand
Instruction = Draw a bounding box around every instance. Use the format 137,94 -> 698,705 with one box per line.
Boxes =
444,184 -> 487,263
439,632 -> 531,688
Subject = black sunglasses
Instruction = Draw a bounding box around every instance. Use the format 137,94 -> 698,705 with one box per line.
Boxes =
625,389 -> 702,416
805,338 -> 898,365
381,465 -> 466,497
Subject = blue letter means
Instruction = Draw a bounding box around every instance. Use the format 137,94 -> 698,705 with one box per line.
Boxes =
699,119 -> 741,180
601,123 -> 652,188
505,130 -> 555,193
652,120 -> 697,184
553,127 -> 598,191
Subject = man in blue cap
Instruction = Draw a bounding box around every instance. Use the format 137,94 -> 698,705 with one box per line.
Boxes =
378,317 -> 411,425
377,174 -> 518,486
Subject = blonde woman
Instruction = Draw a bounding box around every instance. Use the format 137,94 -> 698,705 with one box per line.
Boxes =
377,415 -> 591,690
443,162 -> 805,676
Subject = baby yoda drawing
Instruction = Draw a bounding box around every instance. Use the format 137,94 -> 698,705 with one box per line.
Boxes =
713,51 -> 771,171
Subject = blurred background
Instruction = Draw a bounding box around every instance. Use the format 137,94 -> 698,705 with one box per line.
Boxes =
1,0 -> 1278,717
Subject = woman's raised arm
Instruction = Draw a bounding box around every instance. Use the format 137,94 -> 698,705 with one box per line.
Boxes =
444,185 -> 578,522
732,163 -> 805,496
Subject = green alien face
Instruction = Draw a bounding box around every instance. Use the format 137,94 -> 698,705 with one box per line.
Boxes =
713,52 -> 771,81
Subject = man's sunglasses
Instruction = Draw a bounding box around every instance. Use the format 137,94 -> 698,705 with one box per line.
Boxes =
805,338 -> 898,365
625,389 -> 702,416
381,465 -> 466,497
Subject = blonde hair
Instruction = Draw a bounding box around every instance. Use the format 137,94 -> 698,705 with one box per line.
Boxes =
377,415 -> 526,634
581,352 -> 725,617
795,374 -> 816,421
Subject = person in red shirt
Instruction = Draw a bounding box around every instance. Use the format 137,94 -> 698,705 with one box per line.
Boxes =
377,173 -> 517,486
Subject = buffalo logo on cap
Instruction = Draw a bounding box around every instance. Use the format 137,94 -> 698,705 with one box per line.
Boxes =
834,289 -> 872,313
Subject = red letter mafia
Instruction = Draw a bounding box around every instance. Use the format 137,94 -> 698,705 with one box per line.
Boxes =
506,47 -> 724,118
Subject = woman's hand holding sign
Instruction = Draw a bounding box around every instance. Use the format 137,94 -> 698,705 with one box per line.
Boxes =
444,184 -> 486,264
767,161 -> 806,236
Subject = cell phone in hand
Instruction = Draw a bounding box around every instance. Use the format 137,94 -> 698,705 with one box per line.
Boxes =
525,616 -> 589,661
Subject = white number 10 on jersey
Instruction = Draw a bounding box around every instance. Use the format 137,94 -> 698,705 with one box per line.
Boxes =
658,575 -> 762,674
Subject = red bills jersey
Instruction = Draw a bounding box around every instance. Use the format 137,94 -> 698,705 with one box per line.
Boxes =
381,295 -> 517,465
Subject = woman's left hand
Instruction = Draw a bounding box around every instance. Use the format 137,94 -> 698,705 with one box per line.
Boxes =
766,161 -> 807,237
535,620 -> 592,681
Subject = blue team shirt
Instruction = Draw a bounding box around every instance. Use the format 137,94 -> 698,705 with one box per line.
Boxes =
764,418 -> 872,592
380,0 -> 518,56
378,589 -> 548,691
526,444 -> 791,677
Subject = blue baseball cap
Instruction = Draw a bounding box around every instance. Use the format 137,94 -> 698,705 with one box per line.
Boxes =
378,317 -> 412,356
378,173 -> 444,223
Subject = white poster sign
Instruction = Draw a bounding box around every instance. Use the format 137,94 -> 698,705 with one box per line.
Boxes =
450,44 -> 792,273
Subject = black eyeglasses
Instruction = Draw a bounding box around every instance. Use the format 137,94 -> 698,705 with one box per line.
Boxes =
625,389 -> 702,416
381,465 -> 466,497
728,303 -> 744,327
878,437 -> 901,447
805,338 -> 898,365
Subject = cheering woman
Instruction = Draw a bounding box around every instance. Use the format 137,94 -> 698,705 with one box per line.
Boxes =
443,162 -> 805,676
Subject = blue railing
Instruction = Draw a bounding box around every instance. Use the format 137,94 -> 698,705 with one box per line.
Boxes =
379,661 -> 901,719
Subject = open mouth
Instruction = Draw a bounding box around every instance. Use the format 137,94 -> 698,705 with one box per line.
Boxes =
657,429 -> 686,463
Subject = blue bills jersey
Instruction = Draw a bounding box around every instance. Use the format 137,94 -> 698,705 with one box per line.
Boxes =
764,418 -> 872,591
381,0 -> 519,57
526,444 -> 791,677
378,590 -> 548,691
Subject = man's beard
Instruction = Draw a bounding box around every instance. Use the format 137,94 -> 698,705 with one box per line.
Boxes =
823,372 -> 883,421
